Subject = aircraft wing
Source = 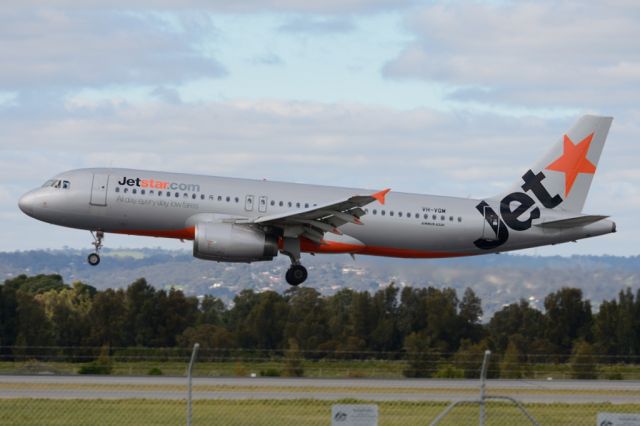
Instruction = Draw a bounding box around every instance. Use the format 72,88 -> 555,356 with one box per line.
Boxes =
251,188 -> 390,244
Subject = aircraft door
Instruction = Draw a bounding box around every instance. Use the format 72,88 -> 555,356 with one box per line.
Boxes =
90,173 -> 109,206
482,205 -> 500,241
258,196 -> 268,213
245,195 -> 254,211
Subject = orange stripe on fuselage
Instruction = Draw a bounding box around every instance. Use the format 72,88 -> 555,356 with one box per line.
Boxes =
112,226 -> 195,240
300,238 -> 468,259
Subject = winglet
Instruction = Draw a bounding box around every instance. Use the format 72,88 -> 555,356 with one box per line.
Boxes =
372,188 -> 391,205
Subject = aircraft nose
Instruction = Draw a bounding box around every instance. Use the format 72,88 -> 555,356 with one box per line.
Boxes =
18,192 -> 35,215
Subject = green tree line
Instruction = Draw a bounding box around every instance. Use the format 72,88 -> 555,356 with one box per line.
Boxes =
1,274 -> 640,376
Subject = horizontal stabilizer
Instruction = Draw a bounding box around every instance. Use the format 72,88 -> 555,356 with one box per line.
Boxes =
536,215 -> 609,229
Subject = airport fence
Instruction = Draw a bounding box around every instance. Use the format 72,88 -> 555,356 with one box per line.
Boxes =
1,345 -> 640,425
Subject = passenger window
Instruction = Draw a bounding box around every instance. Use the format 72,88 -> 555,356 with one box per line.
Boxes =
175,192 -> 179,197
192,194 -> 196,199
432,214 -> 436,220
288,202 -> 292,207
115,187 -> 120,193
424,214 -> 428,219
279,201 -> 283,207
305,203 -> 309,208
226,196 -> 230,202
381,210 -> 386,216
398,212 -> 403,217
218,196 -> 222,201
449,216 -> 453,221
166,191 -> 171,197
270,200 -> 275,206
141,189 -> 145,195
458,217 -> 462,222
415,213 -> 419,219
124,188 -> 129,193
390,211 -> 394,216
235,197 -> 239,203
373,209 -> 377,215
132,189 -> 137,194
441,215 -> 445,221
209,195 -> 214,200
158,191 -> 162,196
365,208 -> 369,213
150,190 -> 154,195
296,202 -> 300,208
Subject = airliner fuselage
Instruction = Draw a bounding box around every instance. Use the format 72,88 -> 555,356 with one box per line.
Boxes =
18,115 -> 617,285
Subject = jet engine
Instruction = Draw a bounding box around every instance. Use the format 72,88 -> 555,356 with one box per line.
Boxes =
193,222 -> 278,263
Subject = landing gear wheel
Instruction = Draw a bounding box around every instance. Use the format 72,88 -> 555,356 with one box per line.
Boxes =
285,264 -> 308,286
87,253 -> 101,266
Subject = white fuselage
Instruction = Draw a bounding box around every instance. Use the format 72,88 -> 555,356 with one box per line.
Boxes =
18,168 -> 615,259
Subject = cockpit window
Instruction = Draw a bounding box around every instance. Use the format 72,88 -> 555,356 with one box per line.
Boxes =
42,179 -> 71,189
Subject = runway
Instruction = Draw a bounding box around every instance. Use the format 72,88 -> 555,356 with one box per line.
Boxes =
1,375 -> 639,403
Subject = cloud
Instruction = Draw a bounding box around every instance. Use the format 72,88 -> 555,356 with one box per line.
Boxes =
383,1 -> 640,109
0,9 -> 226,92
1,1 -> 412,14
279,16 -> 356,34
250,52 -> 284,66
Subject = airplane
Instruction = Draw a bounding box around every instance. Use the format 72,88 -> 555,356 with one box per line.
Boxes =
18,115 -> 615,286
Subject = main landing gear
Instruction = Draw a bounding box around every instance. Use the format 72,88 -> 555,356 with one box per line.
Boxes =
87,231 -> 104,266
282,237 -> 308,286
286,263 -> 308,286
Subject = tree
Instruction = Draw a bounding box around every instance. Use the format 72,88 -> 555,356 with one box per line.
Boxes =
283,338 -> 304,377
499,338 -> 525,379
14,291 -> 53,347
284,288 -> 329,355
369,284 -> 401,352
454,339 -> 495,379
86,288 -> 127,347
178,324 -> 234,353
458,287 -> 484,342
488,299 -> 545,354
424,287 -> 459,352
245,291 -> 289,350
544,288 -> 593,355
593,299 -> 619,357
403,332 -> 441,378
569,340 -> 597,379
199,295 -> 226,326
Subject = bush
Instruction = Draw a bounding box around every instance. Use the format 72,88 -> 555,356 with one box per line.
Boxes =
259,368 -> 281,377
78,363 -> 112,375
570,340 -> 597,379
147,367 -> 163,376
434,364 -> 464,379
283,338 -> 304,377
79,344 -> 113,375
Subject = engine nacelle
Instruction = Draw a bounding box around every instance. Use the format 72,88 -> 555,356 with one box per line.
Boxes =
193,222 -> 278,263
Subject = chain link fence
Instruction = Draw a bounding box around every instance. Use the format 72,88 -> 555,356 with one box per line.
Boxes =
1,346 -> 639,425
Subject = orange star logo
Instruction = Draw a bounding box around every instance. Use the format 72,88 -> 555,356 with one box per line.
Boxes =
545,133 -> 596,197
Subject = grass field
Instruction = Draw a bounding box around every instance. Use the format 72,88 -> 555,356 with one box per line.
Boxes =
2,359 -> 640,380
1,399 -> 639,426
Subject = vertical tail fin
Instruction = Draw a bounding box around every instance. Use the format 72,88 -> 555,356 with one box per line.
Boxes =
501,115 -> 613,212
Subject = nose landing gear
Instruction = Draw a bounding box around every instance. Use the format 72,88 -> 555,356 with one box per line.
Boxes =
88,231 -> 104,266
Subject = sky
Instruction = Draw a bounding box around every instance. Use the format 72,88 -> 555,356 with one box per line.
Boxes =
1,1 -> 638,256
